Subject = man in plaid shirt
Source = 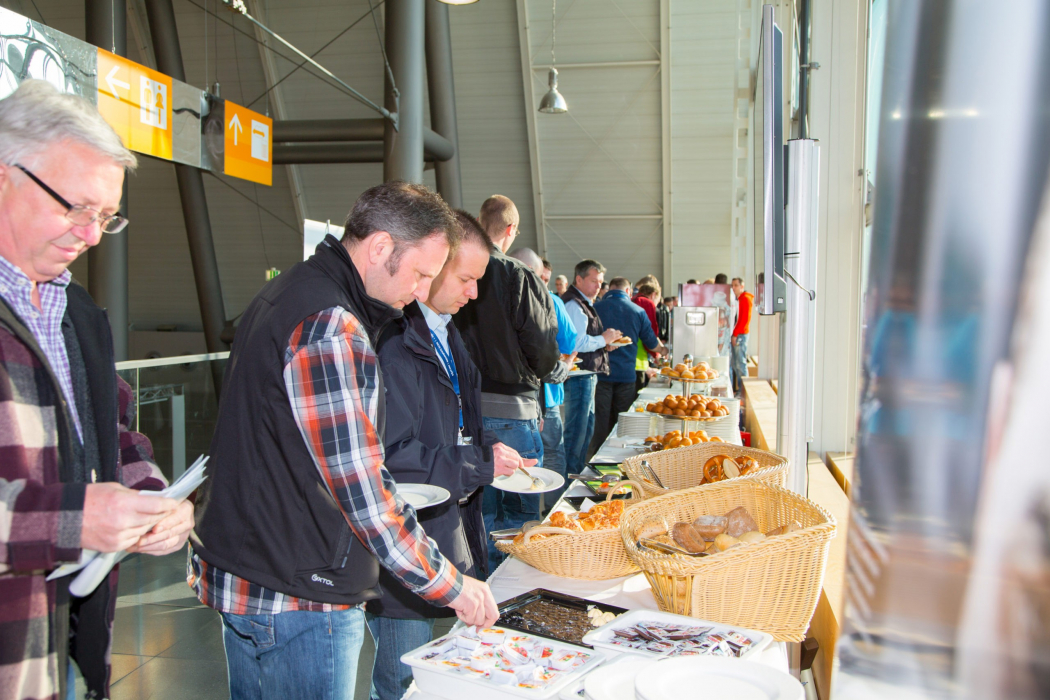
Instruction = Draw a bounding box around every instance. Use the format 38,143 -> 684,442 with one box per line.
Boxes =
189,182 -> 499,700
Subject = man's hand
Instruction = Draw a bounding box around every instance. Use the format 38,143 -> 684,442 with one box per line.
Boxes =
81,483 -> 179,553
492,442 -> 538,478
656,342 -> 669,356
601,328 -> 622,345
128,500 -> 195,556
447,575 -> 500,628
645,367 -> 659,379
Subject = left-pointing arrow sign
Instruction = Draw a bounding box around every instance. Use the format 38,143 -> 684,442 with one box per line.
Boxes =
105,65 -> 130,99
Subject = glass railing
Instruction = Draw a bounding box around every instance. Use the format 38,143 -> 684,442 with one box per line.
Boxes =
116,352 -> 229,484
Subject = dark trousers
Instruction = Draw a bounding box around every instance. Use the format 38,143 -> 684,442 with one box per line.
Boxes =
589,380 -> 638,456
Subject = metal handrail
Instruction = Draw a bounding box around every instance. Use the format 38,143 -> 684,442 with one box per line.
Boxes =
115,351 -> 231,371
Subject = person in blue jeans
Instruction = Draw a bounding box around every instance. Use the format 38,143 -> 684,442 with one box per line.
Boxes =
562,260 -> 623,470
592,278 -> 665,451
452,196 -> 560,573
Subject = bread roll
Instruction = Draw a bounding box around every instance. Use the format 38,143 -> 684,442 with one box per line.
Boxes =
691,515 -> 728,540
635,519 -> 668,540
765,521 -> 802,537
725,506 -> 760,537
713,533 -> 739,552
671,523 -> 707,553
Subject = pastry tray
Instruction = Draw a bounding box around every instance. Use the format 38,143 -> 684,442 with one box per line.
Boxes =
497,588 -> 630,649
580,609 -> 772,661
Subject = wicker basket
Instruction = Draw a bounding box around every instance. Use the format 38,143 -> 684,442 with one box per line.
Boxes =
618,480 -> 835,641
621,442 -> 788,499
495,481 -> 645,580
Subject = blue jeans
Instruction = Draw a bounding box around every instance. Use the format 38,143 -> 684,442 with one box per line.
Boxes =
220,606 -> 366,700
365,613 -> 435,700
732,333 -> 749,393
562,374 -> 597,473
540,404 -> 567,504
482,415 -> 543,573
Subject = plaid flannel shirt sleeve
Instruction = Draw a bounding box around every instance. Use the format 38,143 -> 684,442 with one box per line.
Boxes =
115,374 -> 167,492
282,308 -> 463,606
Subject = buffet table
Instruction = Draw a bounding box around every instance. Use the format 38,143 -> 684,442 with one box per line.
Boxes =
403,404 -> 790,699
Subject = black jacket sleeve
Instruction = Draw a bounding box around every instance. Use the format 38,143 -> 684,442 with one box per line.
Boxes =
381,353 -> 495,501
510,267 -> 560,381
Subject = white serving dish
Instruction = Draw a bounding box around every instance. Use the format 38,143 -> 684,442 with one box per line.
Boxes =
398,483 -> 451,509
402,628 -> 606,700
634,656 -> 804,700
584,656 -> 658,700
581,609 -> 772,661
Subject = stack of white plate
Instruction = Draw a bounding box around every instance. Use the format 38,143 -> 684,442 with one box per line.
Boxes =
616,411 -> 656,439
576,656 -> 803,700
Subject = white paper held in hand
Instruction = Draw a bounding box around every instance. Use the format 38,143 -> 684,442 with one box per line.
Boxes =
47,456 -> 209,597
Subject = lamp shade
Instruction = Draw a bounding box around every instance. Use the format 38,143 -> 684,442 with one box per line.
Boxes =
437,0 -> 478,4
538,67 -> 568,114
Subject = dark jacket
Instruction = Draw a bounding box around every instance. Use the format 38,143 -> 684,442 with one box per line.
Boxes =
561,285 -> 610,375
193,236 -> 400,606
0,283 -> 164,700
595,289 -> 660,383
453,250 -> 559,397
370,302 -> 494,619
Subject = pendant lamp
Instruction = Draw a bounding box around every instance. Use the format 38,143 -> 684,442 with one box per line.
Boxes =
538,0 -> 568,114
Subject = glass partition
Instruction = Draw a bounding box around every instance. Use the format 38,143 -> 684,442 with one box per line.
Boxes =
116,352 -> 229,484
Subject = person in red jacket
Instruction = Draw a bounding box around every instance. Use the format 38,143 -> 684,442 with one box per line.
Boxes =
731,277 -> 754,393
632,282 -> 662,393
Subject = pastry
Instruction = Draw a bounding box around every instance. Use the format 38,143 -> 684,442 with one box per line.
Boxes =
671,523 -> 707,553
737,531 -> 767,544
765,521 -> 802,537
722,458 -> 741,479
725,506 -> 760,537
691,515 -> 728,540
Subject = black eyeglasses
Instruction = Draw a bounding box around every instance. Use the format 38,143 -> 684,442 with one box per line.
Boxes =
12,163 -> 129,234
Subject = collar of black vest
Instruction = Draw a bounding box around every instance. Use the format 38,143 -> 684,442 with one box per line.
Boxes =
564,284 -> 594,308
314,234 -> 403,338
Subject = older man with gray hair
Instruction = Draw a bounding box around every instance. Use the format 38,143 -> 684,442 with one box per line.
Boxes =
0,80 -> 192,700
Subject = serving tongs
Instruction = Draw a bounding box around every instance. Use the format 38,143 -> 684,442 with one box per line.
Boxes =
489,520 -> 542,542
637,460 -> 666,489
567,473 -> 621,485
637,538 -> 709,557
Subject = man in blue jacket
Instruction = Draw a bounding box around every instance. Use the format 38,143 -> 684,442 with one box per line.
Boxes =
592,277 -> 665,451
369,211 -> 531,700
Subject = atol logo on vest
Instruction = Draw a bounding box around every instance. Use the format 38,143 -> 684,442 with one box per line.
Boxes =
311,573 -> 334,587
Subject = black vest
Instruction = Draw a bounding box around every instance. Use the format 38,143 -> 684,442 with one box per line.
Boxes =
192,236 -> 401,605
562,285 -> 609,375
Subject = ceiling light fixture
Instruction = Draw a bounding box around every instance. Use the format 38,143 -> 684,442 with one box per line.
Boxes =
437,0 -> 479,5
538,0 -> 568,114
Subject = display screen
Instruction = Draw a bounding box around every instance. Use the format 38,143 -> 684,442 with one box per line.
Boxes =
751,5 -> 786,314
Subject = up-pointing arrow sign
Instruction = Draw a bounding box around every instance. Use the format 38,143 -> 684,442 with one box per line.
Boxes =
228,113 -> 243,146
105,65 -> 130,99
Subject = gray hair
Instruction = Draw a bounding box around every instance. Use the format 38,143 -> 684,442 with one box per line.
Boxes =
0,80 -> 137,170
508,247 -> 543,275
555,274 -> 568,285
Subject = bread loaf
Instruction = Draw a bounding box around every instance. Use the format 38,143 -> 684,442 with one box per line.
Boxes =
691,515 -> 728,540
725,506 -> 760,537
671,523 -> 708,553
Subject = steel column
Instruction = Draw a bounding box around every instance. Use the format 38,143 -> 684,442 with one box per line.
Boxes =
273,143 -> 386,165
144,0 -> 228,360
384,0 -> 426,183
425,0 -> 463,208
272,120 -> 453,161
85,0 -> 129,360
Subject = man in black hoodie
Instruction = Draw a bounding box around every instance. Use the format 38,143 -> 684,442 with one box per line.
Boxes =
453,195 -> 559,571
367,211 -> 532,700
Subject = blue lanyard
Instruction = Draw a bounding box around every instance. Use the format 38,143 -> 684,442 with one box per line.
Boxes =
430,329 -> 463,430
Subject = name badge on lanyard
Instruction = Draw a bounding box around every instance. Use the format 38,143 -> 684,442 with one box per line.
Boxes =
430,329 -> 465,442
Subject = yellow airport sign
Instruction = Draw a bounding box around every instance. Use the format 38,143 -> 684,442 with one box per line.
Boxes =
95,49 -> 173,161
224,101 -> 272,186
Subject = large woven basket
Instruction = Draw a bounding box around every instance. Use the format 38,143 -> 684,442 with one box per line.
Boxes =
622,442 -> 788,499
618,480 -> 835,641
495,481 -> 645,580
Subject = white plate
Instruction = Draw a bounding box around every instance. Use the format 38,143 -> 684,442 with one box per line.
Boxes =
610,337 -> 633,346
584,657 -> 658,700
492,467 -> 566,494
397,483 -> 450,509
634,657 -> 803,700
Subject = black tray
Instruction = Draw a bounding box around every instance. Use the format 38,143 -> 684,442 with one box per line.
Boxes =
497,588 -> 629,648
562,493 -> 631,511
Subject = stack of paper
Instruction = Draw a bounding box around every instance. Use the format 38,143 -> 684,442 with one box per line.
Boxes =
46,456 -> 208,597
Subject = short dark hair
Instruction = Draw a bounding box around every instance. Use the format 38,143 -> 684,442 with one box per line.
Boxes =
732,277 -> 744,285
686,279 -> 698,285
663,296 -> 674,303
541,258 -> 552,270
342,182 -> 458,273
453,209 -> 494,255
574,259 -> 606,281
609,277 -> 630,290
714,273 -> 728,284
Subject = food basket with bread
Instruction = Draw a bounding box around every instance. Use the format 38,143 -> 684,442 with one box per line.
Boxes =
495,482 -> 645,580
618,480 -> 836,641
621,442 -> 788,499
